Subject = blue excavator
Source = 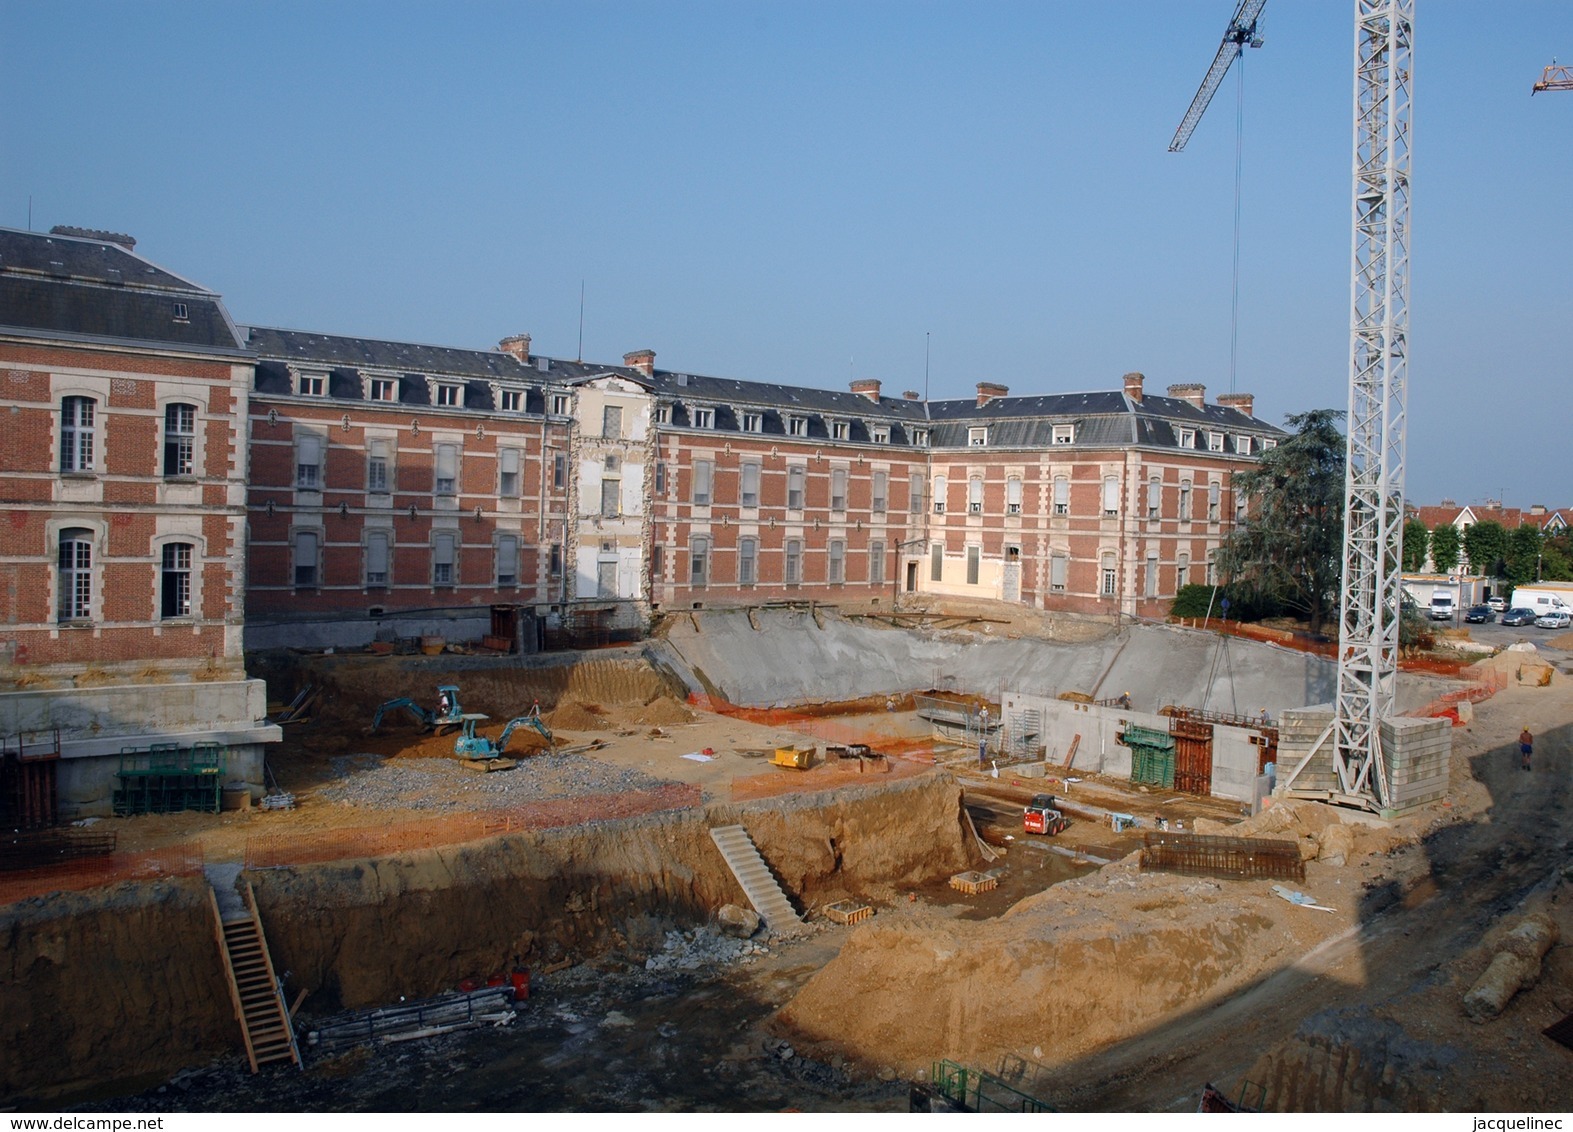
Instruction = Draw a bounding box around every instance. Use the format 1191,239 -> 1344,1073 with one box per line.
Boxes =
369,685 -> 466,735
453,713 -> 555,761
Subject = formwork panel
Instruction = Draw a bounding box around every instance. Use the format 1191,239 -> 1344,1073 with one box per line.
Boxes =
1139,832 -> 1305,882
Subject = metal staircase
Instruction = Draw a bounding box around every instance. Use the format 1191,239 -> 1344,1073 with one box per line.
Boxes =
708,825 -> 804,934
208,872 -> 300,1072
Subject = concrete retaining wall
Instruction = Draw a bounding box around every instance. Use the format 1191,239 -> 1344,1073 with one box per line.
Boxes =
244,609 -> 493,652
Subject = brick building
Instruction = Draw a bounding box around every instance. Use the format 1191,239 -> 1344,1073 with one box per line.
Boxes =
0,226 -> 278,817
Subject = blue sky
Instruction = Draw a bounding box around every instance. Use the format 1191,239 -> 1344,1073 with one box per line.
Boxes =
3,1 -> 1570,507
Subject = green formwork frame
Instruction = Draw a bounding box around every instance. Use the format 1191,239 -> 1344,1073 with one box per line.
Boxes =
1123,725 -> 1176,790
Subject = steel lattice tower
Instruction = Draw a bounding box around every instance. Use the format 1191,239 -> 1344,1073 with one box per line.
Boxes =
1333,0 -> 1413,809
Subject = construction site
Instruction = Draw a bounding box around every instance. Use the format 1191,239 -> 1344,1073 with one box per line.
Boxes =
3,599 -> 1572,1112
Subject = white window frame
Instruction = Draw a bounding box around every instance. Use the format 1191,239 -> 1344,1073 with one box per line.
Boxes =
740,462 -> 761,509
365,529 -> 391,589
60,396 -> 96,473
869,539 -> 886,585
828,539 -> 845,584
160,541 -> 193,619
1178,428 -> 1195,449
909,472 -> 924,514
933,474 -> 947,514
689,536 -> 709,588
1179,479 -> 1192,520
692,407 -> 715,429
655,405 -> 670,425
1145,554 -> 1159,598
1147,477 -> 1162,521
1236,435 -> 1252,455
692,459 -> 713,506
293,528 -> 321,590
831,467 -> 848,513
296,371 -> 326,397
741,412 -> 762,434
1053,476 -> 1069,516
436,383 -> 461,408
1261,438 -> 1278,451
1006,476 -> 1023,514
549,393 -> 570,416
370,378 -> 398,403
1208,481 -> 1221,522
498,446 -> 521,497
871,425 -> 890,444
163,402 -> 196,478
1177,553 -> 1190,590
495,533 -> 519,588
784,539 -> 803,585
499,388 -> 523,412
1102,475 -> 1120,518
1208,431 -> 1224,452
295,432 -> 323,491
968,476 -> 984,513
831,420 -> 849,441
57,528 -> 94,621
1052,424 -> 1074,445
788,416 -> 807,438
434,442 -> 459,497
911,428 -> 929,447
967,426 -> 988,447
738,536 -> 758,586
1050,554 -> 1068,593
787,465 -> 805,511
432,531 -> 457,588
1101,553 -> 1117,597
872,470 -> 887,514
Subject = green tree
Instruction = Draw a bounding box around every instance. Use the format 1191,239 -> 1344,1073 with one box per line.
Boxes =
1429,524 -> 1461,573
1401,517 -> 1430,572
1541,544 -> 1573,582
1462,520 -> 1507,578
1504,524 -> 1544,588
1215,409 -> 1345,633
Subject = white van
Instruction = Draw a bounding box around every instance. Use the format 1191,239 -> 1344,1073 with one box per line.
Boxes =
1429,592 -> 1455,621
1506,585 -> 1573,618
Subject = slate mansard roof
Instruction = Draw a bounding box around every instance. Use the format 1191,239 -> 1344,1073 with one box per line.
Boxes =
0,226 -> 246,353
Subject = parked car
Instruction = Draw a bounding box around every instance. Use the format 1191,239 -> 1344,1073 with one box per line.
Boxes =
1487,596 -> 1506,613
1534,610 -> 1572,630
1502,608 -> 1538,626
1464,605 -> 1494,623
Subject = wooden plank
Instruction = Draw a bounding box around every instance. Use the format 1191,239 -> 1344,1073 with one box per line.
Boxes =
210,887 -> 260,1074
1061,734 -> 1081,772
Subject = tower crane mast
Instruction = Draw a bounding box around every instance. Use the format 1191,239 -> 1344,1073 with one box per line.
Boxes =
1169,0 -> 1267,152
1169,1 -> 1415,811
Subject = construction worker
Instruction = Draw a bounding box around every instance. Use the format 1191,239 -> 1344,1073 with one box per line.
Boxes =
1117,691 -> 1131,710
437,690 -> 452,717
978,737 -> 988,769
529,699 -> 541,720
1520,726 -> 1533,772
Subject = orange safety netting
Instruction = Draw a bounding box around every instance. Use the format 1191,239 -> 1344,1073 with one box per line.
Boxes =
0,842 -> 205,905
243,783 -> 702,870
1410,667 -> 1508,726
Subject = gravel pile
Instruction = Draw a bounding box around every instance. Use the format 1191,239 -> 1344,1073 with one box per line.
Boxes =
642,926 -> 771,973
316,753 -> 670,812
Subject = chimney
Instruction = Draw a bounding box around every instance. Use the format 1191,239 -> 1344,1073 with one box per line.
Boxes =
975,382 -> 1009,408
498,333 -> 532,362
623,349 -> 656,377
1123,372 -> 1145,403
902,390 -> 921,400
1216,392 -> 1254,417
50,225 -> 136,251
849,378 -> 882,403
1167,383 -> 1206,410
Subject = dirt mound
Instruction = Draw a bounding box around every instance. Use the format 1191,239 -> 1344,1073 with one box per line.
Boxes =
629,695 -> 693,726
547,701 -> 610,731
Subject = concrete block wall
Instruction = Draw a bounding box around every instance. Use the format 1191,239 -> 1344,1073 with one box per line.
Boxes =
1380,715 -> 1451,816
1274,706 -> 1338,794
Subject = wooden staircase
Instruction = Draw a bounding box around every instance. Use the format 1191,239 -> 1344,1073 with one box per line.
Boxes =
208,878 -> 300,1072
708,825 -> 804,934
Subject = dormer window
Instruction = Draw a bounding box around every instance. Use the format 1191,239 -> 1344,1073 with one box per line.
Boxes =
297,371 -> 326,397
1207,432 -> 1224,452
499,388 -> 523,412
741,412 -> 762,433
369,378 -> 397,402
871,425 -> 890,444
968,427 -> 988,447
788,416 -> 807,437
1178,428 -> 1195,449
911,428 -> 929,447
436,383 -> 462,408
1236,435 -> 1252,455
656,405 -> 670,425
831,420 -> 849,441
1052,424 -> 1074,445
172,302 -> 189,322
549,393 -> 570,415
692,407 -> 715,429
1261,438 -> 1277,451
